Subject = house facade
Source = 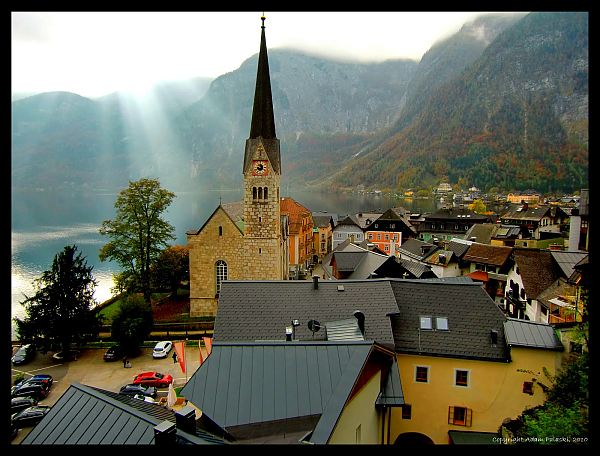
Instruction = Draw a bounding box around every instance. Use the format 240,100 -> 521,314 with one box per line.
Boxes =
500,203 -> 569,241
365,208 -> 416,257
281,197 -> 314,277
312,213 -> 334,264
332,216 -> 365,249
462,243 -> 513,306
418,207 -> 490,244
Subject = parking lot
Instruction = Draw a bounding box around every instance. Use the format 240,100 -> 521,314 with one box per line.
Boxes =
11,344 -> 204,444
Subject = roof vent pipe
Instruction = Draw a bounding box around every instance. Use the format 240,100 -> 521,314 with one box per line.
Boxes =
154,420 -> 177,445
312,275 -> 319,290
353,310 -> 365,336
175,405 -> 197,434
490,330 -> 498,346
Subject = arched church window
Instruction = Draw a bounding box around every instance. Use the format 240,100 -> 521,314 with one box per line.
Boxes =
264,187 -> 268,200
218,226 -> 223,236
253,187 -> 257,200
215,260 -> 228,297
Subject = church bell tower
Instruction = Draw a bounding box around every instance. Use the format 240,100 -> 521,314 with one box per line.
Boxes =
242,14 -> 283,278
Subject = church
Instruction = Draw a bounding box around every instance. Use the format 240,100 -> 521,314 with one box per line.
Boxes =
187,16 -> 289,317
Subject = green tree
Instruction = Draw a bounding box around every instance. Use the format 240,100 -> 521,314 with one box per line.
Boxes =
150,245 -> 190,294
14,245 -> 102,354
99,178 -> 176,303
110,294 -> 154,356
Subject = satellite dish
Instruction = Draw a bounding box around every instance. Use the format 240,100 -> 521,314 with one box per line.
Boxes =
308,319 -> 321,335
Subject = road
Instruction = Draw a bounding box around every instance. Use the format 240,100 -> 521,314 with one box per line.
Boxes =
11,344 -> 206,444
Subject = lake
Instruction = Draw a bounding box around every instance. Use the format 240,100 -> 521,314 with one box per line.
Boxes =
11,186 -> 437,340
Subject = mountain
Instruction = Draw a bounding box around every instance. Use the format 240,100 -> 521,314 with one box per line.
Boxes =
175,50 -> 418,188
327,12 -> 588,193
11,12 -> 588,195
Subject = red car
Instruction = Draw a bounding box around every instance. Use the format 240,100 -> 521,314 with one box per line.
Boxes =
132,371 -> 173,388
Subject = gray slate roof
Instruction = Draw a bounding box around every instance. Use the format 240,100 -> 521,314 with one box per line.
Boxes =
21,383 -> 224,445
388,280 -> 510,361
447,239 -> 472,258
399,238 -> 437,260
503,319 -> 564,350
214,279 -> 399,348
180,341 -> 387,444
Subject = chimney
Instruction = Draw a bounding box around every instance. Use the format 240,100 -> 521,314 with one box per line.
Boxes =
175,405 -> 197,434
490,330 -> 498,346
154,420 -> 177,445
353,310 -> 365,336
312,275 -> 319,290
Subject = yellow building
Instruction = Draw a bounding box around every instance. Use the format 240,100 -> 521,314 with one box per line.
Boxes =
390,317 -> 563,444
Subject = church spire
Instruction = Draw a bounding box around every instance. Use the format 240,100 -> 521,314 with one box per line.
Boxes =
249,13 -> 276,139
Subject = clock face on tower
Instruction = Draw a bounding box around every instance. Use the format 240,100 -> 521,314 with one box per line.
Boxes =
252,160 -> 269,176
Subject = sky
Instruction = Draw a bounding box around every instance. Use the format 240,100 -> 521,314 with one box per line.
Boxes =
12,11 -> 502,98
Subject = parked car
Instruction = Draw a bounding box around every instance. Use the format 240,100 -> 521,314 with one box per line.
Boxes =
133,394 -> 156,403
152,341 -> 173,359
133,371 -> 173,388
103,345 -> 123,362
12,344 -> 35,365
16,374 -> 53,391
119,384 -> 157,399
11,397 -> 38,414
11,384 -> 48,401
52,350 -> 80,361
11,405 -> 51,428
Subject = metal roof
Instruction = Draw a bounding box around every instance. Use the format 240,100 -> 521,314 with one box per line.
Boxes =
180,341 -> 374,436
375,357 -> 405,407
550,251 -> 588,278
332,251 -> 366,271
397,258 -> 436,279
21,383 -> 225,445
325,318 -> 365,341
503,318 -> 564,350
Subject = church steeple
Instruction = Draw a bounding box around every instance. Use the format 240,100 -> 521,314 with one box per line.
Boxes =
243,13 -> 281,175
249,14 -> 276,139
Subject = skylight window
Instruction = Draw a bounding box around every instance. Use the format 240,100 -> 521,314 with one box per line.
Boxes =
420,316 -> 432,330
436,317 -> 449,330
